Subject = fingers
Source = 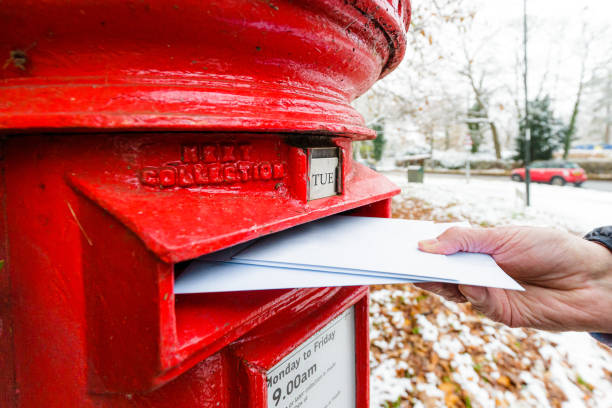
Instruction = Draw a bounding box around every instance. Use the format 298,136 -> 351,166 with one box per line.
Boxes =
414,283 -> 514,327
458,285 -> 512,325
418,226 -> 503,255
414,282 -> 467,303
417,227 -> 519,326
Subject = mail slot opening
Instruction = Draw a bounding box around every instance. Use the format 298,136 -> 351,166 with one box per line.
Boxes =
172,206 -> 401,296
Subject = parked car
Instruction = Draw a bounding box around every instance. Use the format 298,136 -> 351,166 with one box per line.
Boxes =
511,160 -> 587,186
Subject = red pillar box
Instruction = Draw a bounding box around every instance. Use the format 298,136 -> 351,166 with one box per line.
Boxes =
0,1 -> 410,407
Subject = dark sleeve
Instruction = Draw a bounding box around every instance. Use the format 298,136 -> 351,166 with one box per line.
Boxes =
584,226 -> 612,252
590,333 -> 612,347
584,226 -> 612,346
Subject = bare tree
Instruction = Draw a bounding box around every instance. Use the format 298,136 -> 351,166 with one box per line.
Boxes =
604,74 -> 612,144
353,0 -> 474,155
585,56 -> 612,145
459,42 -> 503,159
562,26 -> 592,159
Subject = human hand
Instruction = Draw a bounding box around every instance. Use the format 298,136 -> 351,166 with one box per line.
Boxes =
416,226 -> 612,332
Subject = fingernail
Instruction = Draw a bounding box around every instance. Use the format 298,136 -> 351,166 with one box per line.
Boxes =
418,238 -> 438,250
458,285 -> 487,304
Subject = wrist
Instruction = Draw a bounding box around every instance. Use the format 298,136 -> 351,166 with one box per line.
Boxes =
583,240 -> 612,333
588,239 -> 612,279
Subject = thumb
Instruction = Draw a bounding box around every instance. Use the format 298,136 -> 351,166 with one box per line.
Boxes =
458,285 -> 510,325
458,285 -> 488,306
418,226 -> 501,255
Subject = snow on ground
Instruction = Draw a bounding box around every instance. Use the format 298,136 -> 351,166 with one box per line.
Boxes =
387,172 -> 611,235
370,172 -> 612,408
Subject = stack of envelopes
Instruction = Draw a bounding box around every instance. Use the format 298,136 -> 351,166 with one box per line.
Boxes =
174,216 -> 523,294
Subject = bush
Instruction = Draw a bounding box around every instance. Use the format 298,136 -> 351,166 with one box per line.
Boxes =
426,158 -> 512,171
574,160 -> 612,175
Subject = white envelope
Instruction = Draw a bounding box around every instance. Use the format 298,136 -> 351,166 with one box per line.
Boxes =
175,261 -> 421,294
230,216 -> 522,290
176,216 -> 523,294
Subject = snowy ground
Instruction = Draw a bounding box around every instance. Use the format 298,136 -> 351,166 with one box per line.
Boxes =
370,172 -> 612,408
387,172 -> 612,235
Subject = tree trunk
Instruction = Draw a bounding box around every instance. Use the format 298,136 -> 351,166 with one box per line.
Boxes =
563,51 -> 588,159
462,60 -> 502,159
563,81 -> 583,159
489,121 -> 502,159
605,98 -> 611,145
444,126 -> 450,150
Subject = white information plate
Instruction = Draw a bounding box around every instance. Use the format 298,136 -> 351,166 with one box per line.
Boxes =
308,147 -> 340,200
266,307 -> 356,408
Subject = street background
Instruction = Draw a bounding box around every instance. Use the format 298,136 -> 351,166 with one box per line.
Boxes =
356,0 -> 612,406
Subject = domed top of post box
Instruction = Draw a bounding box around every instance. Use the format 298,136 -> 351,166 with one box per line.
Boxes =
0,0 -> 410,139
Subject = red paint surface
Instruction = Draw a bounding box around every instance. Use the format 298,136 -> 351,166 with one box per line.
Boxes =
0,0 -> 410,138
0,0 -> 409,406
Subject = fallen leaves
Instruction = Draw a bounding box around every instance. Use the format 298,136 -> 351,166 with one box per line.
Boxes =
495,375 -> 512,388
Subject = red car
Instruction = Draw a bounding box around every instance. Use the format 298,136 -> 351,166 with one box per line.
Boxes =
511,160 -> 587,186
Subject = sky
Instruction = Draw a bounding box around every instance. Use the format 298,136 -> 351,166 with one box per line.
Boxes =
470,0 -> 611,117
356,0 -> 612,149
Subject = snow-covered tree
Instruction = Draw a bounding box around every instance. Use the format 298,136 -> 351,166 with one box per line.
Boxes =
466,101 -> 486,153
515,96 -> 564,163
371,119 -> 386,162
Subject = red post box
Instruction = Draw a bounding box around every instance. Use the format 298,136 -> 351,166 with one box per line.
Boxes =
0,1 -> 410,406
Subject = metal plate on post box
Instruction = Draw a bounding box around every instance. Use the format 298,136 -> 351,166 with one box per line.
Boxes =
308,147 -> 341,201
266,307 -> 356,408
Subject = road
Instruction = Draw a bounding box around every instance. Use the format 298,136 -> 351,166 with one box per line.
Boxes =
401,171 -> 612,192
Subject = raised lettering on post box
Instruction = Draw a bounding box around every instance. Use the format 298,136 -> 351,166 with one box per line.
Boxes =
139,143 -> 285,188
308,147 -> 341,201
266,307 -> 356,408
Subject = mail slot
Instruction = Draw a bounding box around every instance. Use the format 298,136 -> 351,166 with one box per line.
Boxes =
0,0 -> 410,406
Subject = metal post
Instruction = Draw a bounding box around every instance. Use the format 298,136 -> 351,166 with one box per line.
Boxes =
523,0 -> 531,206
